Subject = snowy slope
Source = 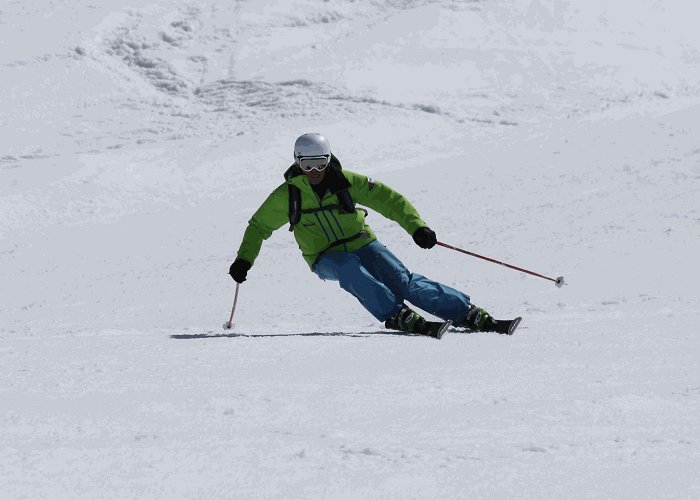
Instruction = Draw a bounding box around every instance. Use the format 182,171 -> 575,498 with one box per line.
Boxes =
1,1 -> 700,498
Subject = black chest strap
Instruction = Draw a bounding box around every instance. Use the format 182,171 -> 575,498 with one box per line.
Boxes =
288,184 -> 302,230
288,184 -> 356,231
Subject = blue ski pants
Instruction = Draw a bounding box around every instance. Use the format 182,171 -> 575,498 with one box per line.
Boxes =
312,240 -> 471,322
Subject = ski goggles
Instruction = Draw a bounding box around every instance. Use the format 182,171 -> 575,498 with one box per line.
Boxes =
297,155 -> 330,172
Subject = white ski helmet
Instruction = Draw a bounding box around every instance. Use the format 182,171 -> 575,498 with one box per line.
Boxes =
293,133 -> 331,163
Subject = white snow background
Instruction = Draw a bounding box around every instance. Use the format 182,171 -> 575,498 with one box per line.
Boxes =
1,1 -> 699,498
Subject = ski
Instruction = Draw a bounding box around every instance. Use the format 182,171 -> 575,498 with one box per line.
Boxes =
424,319 -> 453,340
452,316 -> 522,335
495,316 -> 522,335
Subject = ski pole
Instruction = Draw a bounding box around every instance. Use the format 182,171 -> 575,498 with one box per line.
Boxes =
436,241 -> 565,288
223,282 -> 240,330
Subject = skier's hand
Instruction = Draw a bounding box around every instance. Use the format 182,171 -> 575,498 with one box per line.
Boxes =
413,227 -> 437,249
229,259 -> 252,283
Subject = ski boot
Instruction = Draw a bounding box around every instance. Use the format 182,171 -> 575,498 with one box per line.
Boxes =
385,306 -> 451,339
459,305 -> 521,335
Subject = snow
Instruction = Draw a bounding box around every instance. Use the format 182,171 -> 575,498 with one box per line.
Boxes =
1,0 -> 699,498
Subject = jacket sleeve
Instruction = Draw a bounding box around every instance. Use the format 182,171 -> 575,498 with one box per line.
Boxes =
236,184 -> 289,265
348,171 -> 427,235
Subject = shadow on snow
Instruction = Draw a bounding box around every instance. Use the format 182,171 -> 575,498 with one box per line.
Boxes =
169,330 -> 415,340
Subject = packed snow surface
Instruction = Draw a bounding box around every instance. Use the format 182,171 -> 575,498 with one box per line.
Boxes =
1,1 -> 699,498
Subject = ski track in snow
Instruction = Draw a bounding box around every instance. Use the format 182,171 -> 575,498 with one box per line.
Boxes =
1,0 -> 700,498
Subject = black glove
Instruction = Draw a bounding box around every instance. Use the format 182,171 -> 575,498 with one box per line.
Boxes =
413,227 -> 437,249
229,259 -> 251,283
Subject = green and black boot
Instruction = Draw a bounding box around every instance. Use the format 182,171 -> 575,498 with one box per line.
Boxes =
385,306 -> 452,339
460,305 -> 521,335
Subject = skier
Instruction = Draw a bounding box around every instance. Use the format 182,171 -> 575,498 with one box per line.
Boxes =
229,133 -> 519,338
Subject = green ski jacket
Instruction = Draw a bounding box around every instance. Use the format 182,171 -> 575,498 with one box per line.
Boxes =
236,162 -> 427,269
